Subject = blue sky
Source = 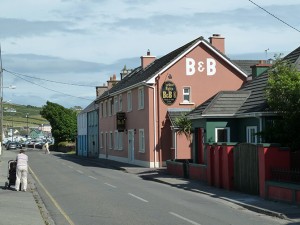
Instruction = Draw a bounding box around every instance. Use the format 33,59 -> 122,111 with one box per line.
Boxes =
1,0 -> 300,109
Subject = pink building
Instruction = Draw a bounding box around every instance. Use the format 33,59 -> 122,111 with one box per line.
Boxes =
95,34 -> 249,168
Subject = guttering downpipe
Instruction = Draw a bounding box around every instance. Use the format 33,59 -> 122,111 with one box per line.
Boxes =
143,82 -> 157,168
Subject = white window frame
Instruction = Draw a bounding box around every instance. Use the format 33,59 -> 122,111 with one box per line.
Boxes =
119,94 -> 123,111
103,101 -> 107,117
100,102 -> 103,118
139,129 -> 145,153
127,91 -> 132,112
100,132 -> 104,148
114,96 -> 118,115
183,87 -> 191,103
114,130 -> 118,150
138,87 -> 144,110
118,132 -> 123,150
215,127 -> 230,142
246,126 -> 257,144
109,131 -> 113,149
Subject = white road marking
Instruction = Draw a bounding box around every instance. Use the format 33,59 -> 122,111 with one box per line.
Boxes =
128,193 -> 148,202
169,212 -> 201,225
89,176 -> 97,180
68,165 -> 73,169
76,170 -> 83,174
104,182 -> 116,188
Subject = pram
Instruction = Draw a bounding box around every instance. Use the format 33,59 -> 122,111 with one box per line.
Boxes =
4,160 -> 21,190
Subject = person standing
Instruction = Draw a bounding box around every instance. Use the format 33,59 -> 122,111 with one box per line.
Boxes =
44,141 -> 50,154
15,149 -> 28,192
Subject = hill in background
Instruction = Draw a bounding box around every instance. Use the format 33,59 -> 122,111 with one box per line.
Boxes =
2,103 -> 48,131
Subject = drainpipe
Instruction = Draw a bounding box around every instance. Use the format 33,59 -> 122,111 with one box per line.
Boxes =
143,82 -> 157,168
259,116 -> 263,143
156,76 -> 162,167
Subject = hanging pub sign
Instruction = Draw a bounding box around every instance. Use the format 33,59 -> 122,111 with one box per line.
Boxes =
116,112 -> 126,132
161,81 -> 177,106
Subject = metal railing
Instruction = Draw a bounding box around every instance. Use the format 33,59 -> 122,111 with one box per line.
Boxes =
271,168 -> 300,184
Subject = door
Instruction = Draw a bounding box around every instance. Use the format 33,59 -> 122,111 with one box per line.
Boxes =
128,130 -> 134,162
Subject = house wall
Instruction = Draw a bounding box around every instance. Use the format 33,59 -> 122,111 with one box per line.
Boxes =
87,110 -> 99,158
77,112 -> 87,156
238,117 -> 260,142
99,86 -> 155,167
155,43 -> 246,164
98,38 -> 247,168
206,119 -> 239,143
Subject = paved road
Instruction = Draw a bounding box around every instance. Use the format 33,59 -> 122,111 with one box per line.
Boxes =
27,150 -> 288,225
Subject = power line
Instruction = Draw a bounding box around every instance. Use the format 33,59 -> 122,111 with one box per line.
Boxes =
6,70 -> 94,101
3,69 -> 97,87
248,0 -> 300,33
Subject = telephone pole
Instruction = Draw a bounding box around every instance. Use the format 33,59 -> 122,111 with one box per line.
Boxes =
0,44 -> 3,156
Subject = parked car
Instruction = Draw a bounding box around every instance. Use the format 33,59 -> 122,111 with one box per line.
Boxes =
6,142 -> 23,150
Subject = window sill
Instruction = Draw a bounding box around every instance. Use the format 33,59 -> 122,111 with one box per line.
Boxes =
179,102 -> 195,105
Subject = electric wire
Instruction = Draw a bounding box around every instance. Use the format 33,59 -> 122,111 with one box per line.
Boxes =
5,70 -> 94,101
248,0 -> 300,33
3,69 -> 96,87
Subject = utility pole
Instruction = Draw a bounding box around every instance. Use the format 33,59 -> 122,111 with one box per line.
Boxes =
0,44 -> 3,156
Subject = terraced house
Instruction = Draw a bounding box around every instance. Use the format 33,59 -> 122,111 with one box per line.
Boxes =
92,34 -> 259,168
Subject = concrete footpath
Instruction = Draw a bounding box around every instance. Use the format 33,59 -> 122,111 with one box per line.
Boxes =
0,149 -> 46,225
0,149 -> 299,225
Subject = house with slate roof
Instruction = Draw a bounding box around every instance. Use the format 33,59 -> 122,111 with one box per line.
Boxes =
94,34 -> 258,168
77,101 -> 99,157
187,45 -> 300,164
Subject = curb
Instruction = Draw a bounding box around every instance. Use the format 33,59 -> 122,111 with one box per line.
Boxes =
134,172 -> 288,221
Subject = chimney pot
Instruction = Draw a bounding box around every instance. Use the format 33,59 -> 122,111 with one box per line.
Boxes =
209,34 -> 225,54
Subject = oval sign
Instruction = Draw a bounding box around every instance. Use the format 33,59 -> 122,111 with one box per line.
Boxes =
161,81 -> 177,106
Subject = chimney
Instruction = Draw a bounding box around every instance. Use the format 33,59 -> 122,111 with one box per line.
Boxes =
209,34 -> 225,54
107,74 -> 119,90
96,83 -> 108,97
141,49 -> 156,69
250,60 -> 272,78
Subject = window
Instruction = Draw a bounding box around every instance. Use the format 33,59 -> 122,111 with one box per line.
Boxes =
215,127 -> 230,142
104,101 -> 107,117
100,102 -> 103,118
127,91 -> 132,112
114,131 -> 118,150
246,126 -> 257,144
100,132 -> 104,148
138,87 -> 144,110
139,129 -> 145,153
118,132 -> 123,150
114,96 -> 118,114
109,132 -> 113,149
119,94 -> 122,111
183,87 -> 191,103
107,99 -> 113,116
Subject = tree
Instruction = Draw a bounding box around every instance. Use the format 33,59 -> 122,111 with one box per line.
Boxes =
40,101 -> 77,143
266,59 -> 300,150
174,113 -> 192,141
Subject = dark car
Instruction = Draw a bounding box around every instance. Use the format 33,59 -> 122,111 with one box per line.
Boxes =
6,142 -> 23,150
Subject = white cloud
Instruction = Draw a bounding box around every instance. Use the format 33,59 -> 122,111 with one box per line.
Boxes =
0,0 -> 300,108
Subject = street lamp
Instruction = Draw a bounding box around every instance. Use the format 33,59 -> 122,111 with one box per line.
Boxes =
26,113 -> 29,137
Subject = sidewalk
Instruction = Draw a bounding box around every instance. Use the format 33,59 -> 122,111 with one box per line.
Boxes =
0,149 -> 47,225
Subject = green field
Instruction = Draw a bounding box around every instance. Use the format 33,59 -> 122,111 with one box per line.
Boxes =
2,103 -> 48,129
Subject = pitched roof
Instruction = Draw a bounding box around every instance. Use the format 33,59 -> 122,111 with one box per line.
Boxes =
232,60 -> 261,75
95,36 -> 248,102
203,91 -> 251,116
188,45 -> 300,119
